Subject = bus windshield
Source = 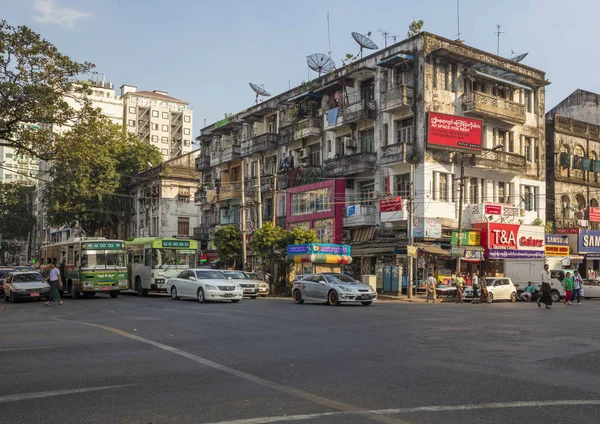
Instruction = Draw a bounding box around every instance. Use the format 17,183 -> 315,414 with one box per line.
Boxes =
81,250 -> 126,270
152,249 -> 195,269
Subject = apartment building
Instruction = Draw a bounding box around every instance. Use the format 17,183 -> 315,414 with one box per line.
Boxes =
0,148 -> 38,185
121,86 -> 194,162
195,32 -> 548,278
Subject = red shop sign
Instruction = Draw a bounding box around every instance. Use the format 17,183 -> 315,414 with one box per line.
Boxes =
485,204 -> 502,215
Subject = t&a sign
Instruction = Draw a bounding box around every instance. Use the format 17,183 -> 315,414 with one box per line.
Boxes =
474,223 -> 545,259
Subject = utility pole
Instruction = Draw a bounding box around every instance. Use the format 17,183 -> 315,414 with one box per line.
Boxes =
407,163 -> 415,300
241,163 -> 247,271
257,158 -> 263,229
456,154 -> 466,275
272,171 -> 278,226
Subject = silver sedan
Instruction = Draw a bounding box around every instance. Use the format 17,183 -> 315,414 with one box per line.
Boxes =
292,273 -> 377,306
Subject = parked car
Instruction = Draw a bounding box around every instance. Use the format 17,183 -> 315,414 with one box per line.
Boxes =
246,272 -> 270,297
513,278 -> 565,303
15,266 -> 33,272
0,268 -> 15,296
463,277 -> 518,303
3,271 -> 50,302
292,273 -> 377,306
168,269 -> 243,303
221,270 -> 259,299
582,279 -> 600,299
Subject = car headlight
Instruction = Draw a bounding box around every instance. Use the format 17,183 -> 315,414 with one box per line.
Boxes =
154,279 -> 165,285
235,285 -> 242,291
83,281 -> 94,287
338,286 -> 353,293
205,284 -> 217,290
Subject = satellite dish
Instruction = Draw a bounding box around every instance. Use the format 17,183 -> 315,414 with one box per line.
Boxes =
352,32 -> 378,58
249,83 -> 271,104
307,53 -> 335,76
508,51 -> 529,63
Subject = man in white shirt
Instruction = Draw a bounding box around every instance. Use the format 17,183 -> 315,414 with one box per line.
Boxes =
537,264 -> 551,309
426,272 -> 437,303
45,262 -> 63,306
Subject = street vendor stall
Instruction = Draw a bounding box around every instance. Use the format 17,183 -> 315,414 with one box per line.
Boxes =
286,243 -> 352,276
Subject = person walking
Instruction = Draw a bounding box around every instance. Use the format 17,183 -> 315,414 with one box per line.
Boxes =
573,270 -> 582,305
471,271 -> 479,301
538,264 -> 552,309
455,272 -> 464,303
426,272 -> 437,303
563,272 -> 574,305
44,262 -> 63,306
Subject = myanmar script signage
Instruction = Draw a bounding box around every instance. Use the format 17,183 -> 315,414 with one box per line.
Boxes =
474,223 -> 545,259
287,243 -> 351,256
451,231 -> 481,246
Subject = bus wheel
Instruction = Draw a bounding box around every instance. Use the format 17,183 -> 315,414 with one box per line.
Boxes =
72,284 -> 81,299
136,278 -> 147,297
109,291 -> 118,299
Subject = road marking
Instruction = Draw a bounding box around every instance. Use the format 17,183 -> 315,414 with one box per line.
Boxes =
73,320 -> 407,424
0,384 -> 139,404
0,346 -> 66,352
200,399 -> 600,424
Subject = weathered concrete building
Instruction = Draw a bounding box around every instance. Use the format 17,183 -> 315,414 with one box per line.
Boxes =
196,32 -> 548,279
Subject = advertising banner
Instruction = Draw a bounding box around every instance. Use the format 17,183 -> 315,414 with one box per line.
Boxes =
590,207 -> 600,223
380,197 -> 402,213
451,231 -> 481,246
578,230 -> 600,253
287,243 -> 351,256
413,218 -> 442,239
427,112 -> 483,153
474,223 -> 545,259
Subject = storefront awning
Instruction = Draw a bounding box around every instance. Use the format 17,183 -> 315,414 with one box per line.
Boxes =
415,243 -> 450,256
286,253 -> 352,265
350,246 -> 395,256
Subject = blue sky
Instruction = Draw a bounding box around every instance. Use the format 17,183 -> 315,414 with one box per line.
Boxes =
3,0 -> 599,137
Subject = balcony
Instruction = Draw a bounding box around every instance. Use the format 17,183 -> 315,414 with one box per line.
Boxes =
195,155 -> 211,171
555,116 -> 600,140
241,133 -> 279,156
277,166 -> 323,190
380,143 -> 415,166
210,146 -> 241,166
278,117 -> 321,145
218,182 -> 242,202
324,100 -> 376,131
194,190 -> 207,204
381,85 -> 414,112
462,91 -> 526,124
323,152 -> 378,177
472,148 -> 526,172
343,205 -> 378,228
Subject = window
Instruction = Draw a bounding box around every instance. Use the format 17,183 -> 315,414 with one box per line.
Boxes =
497,182 -> 506,203
178,217 -> 190,236
5,153 -> 12,158
144,248 -> 152,267
523,185 -> 537,211
360,78 -> 375,102
184,128 -> 191,135
309,144 -> 321,166
184,140 -> 190,147
128,119 -> 135,127
562,195 -> 571,219
524,137 -> 533,162
469,177 -> 479,204
5,174 -> 12,179
314,219 -> 333,243
161,149 -> 168,155
525,91 -> 533,113
360,180 -> 375,206
432,61 -> 437,88
359,128 -> 375,153
151,135 -> 158,142
396,118 -> 414,143
184,116 -> 191,123
152,110 -> 159,117
439,173 -> 449,202
394,174 -> 410,198
575,194 -> 586,215
383,123 -> 389,146
129,106 -> 136,114
291,187 -> 331,216
440,63 -> 449,91
162,125 -> 168,132
162,112 -> 168,119
161,136 -> 168,144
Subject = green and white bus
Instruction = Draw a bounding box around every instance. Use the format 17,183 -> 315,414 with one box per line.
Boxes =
39,238 -> 128,299
126,237 -> 199,296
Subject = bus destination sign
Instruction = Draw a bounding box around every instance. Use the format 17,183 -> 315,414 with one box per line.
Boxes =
162,240 -> 190,248
82,242 -> 124,250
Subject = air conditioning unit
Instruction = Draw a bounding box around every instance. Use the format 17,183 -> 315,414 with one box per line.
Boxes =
223,210 -> 230,217
299,149 -> 309,159
343,137 -> 356,148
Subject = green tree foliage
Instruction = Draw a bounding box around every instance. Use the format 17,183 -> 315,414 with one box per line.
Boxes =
285,226 -> 318,245
249,221 -> 289,265
0,183 -> 35,263
0,20 -> 97,159
44,114 -> 162,235
213,225 -> 242,267
407,20 -> 425,37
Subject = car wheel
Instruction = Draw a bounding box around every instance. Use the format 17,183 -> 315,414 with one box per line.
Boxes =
231,299 -> 240,303
10,292 -> 18,303
487,293 -> 494,303
136,278 -> 147,297
550,291 -> 561,303
327,290 -> 339,306
584,297 -> 591,300
510,292 -> 517,302
251,296 -> 257,299
171,286 -> 179,300
361,301 -> 372,306
109,291 -> 118,299
197,288 -> 206,303
293,290 -> 304,304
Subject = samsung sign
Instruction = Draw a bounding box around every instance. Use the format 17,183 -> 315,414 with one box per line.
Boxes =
578,230 -> 600,253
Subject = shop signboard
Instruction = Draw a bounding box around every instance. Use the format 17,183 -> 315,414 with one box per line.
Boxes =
463,249 -> 484,261
380,197 -> 402,212
427,112 -> 483,153
474,223 -> 545,259
485,204 -> 502,215
413,218 -> 442,239
545,234 -> 569,257
407,246 -> 418,257
556,227 -> 579,234
590,207 -> 600,223
451,231 -> 481,246
578,230 -> 600,253
287,243 -> 351,256
451,247 -> 465,257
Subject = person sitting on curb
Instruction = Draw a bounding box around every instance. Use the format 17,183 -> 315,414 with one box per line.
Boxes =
519,281 -> 536,302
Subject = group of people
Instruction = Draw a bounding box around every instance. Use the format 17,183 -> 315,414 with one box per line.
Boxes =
425,270 -> 488,304
538,264 -> 582,309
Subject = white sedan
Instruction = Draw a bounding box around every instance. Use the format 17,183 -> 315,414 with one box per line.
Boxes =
168,269 -> 243,303
463,277 -> 518,303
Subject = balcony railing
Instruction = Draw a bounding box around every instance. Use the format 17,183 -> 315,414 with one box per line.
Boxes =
324,100 -> 376,130
210,145 -> 241,166
381,85 -> 413,112
241,133 -> 279,156
218,182 -> 242,201
556,116 -> 600,140
343,205 -> 378,227
323,152 -> 378,177
462,91 -> 526,124
195,155 -> 211,171
380,143 -> 414,166
472,148 -> 526,172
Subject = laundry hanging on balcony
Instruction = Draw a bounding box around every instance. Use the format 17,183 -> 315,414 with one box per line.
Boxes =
327,107 -> 339,126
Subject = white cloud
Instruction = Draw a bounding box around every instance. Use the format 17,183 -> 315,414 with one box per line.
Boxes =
32,0 -> 93,28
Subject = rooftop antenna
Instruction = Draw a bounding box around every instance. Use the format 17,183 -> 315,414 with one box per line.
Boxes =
508,50 -> 529,63
307,53 -> 336,77
495,24 -> 505,56
327,11 -> 332,58
456,0 -> 462,41
352,31 -> 378,58
249,83 -> 271,105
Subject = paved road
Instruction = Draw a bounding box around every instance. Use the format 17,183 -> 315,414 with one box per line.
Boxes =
1,294 -> 600,424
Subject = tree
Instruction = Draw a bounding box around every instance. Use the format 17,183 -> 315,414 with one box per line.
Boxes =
286,226 -> 318,245
44,114 -> 162,235
249,222 -> 290,290
407,20 -> 425,37
0,183 -> 35,264
213,225 -> 242,268
0,21 -> 97,160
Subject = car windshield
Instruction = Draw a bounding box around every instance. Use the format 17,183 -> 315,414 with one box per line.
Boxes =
325,274 -> 357,284
153,249 -> 195,269
223,271 -> 248,280
81,250 -> 126,270
13,273 -> 44,282
195,271 -> 226,280
486,278 -> 500,286
247,273 -> 261,280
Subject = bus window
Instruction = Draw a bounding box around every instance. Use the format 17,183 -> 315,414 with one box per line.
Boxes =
144,249 -> 152,267
67,246 -> 74,265
75,251 -> 80,267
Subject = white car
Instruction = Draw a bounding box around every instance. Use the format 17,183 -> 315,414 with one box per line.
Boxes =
221,270 -> 260,299
3,271 -> 50,302
168,269 -> 243,303
292,273 -> 377,306
463,277 -> 518,303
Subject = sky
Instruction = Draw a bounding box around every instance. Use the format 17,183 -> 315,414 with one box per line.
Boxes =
3,0 -> 600,138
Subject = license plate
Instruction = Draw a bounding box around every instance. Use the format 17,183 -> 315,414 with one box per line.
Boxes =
244,289 -> 252,292
361,295 -> 371,300
102,286 -> 111,291
30,292 -> 39,297
224,293 -> 233,297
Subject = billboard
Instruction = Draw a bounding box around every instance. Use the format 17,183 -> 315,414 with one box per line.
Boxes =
545,234 -> 570,257
474,223 -> 545,259
590,207 -> 600,223
427,112 -> 483,153
287,243 -> 351,256
413,218 -> 442,239
451,231 -> 481,246
578,230 -> 600,253
380,197 -> 402,213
